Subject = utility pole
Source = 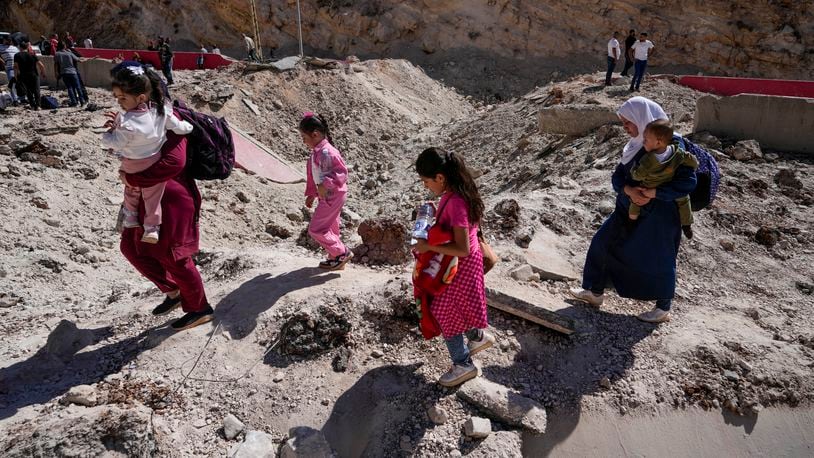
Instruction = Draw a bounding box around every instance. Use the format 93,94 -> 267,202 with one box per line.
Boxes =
296,0 -> 304,57
249,0 -> 263,60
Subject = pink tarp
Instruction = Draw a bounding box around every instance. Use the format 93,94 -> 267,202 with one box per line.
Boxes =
74,47 -> 233,71
678,76 -> 814,98
232,129 -> 304,184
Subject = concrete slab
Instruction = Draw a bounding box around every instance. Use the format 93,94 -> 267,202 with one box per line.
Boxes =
539,104 -> 619,136
231,126 -> 305,184
694,94 -> 814,154
524,227 -> 579,281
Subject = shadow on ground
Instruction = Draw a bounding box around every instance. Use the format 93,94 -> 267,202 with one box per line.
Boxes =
212,268 -> 340,340
481,303 -> 657,456
0,319 -> 174,421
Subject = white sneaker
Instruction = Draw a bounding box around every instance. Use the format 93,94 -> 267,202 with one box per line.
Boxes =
141,227 -> 160,244
467,330 -> 496,356
568,288 -> 604,306
637,307 -> 671,323
438,363 -> 479,387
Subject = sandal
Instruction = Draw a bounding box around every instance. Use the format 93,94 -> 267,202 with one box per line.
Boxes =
318,251 -> 354,271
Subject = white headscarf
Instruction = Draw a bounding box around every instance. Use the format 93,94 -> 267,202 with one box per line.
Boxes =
617,96 -> 668,164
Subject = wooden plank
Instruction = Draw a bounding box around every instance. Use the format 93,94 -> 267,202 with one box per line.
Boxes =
486,288 -> 575,335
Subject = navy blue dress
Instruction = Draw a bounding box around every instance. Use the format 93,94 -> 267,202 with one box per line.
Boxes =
582,147 -> 697,301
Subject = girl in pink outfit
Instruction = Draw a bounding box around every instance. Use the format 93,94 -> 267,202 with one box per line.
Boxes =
414,147 -> 495,387
300,113 -> 353,270
102,66 -> 192,244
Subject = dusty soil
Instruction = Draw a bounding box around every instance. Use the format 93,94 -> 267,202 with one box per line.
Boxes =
0,60 -> 812,457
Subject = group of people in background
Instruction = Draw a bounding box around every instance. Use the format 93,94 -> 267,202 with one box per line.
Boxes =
605,29 -> 655,91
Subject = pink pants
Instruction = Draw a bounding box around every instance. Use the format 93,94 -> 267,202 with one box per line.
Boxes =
309,191 -> 347,258
120,155 -> 164,229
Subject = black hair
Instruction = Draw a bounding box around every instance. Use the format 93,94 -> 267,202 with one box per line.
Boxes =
416,147 -> 484,224
299,113 -> 336,147
110,67 -> 166,115
629,29 -> 635,34
641,32 -> 648,36
56,40 -> 65,51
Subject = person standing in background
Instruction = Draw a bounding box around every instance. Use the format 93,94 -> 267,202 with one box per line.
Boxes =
243,33 -> 259,62
83,37 -> 93,48
620,29 -> 637,77
605,31 -> 621,86
629,32 -> 655,92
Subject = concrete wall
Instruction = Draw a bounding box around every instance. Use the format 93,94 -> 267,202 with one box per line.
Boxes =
39,56 -> 116,90
539,104 -> 619,136
694,94 -> 814,154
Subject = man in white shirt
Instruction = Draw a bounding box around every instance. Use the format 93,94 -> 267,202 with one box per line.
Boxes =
243,33 -> 258,62
0,37 -> 21,104
629,32 -> 655,91
83,37 -> 93,48
605,31 -> 621,86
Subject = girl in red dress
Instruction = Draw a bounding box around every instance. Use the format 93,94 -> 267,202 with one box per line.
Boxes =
414,147 -> 496,387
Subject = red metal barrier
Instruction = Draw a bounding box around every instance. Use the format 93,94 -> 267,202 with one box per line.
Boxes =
678,75 -> 814,98
72,48 -> 234,70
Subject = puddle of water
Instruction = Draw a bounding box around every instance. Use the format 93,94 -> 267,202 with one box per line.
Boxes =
524,406 -> 814,457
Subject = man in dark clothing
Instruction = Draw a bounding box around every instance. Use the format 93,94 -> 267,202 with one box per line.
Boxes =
621,29 -> 637,77
13,41 -> 45,109
158,38 -> 174,85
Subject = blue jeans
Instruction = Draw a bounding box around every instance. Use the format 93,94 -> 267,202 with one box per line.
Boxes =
61,73 -> 83,106
631,59 -> 647,90
162,58 -> 174,84
444,329 -> 482,366
5,69 -> 19,102
656,298 -> 672,311
605,56 -> 616,85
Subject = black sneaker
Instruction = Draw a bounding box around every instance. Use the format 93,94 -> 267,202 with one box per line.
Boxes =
171,306 -> 214,331
152,295 -> 182,316
682,225 -> 694,239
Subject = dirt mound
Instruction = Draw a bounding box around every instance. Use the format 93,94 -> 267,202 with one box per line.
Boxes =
0,61 -> 812,456
279,306 -> 353,356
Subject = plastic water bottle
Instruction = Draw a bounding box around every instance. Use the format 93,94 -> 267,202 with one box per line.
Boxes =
410,203 -> 435,245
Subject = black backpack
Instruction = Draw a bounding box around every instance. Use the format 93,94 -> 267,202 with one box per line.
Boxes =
172,99 -> 235,180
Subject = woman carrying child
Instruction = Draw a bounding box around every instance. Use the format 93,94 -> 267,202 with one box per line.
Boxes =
299,113 -> 353,270
569,97 -> 697,323
415,147 -> 496,387
107,66 -> 214,331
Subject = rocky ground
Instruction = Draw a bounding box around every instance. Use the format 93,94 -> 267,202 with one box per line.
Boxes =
0,59 -> 812,457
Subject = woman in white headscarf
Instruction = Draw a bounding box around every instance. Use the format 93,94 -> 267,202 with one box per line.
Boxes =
569,97 -> 697,323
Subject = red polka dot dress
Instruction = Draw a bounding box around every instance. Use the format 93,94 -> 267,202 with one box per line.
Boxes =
430,192 -> 488,339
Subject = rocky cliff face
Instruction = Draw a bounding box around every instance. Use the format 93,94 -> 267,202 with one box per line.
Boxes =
3,0 -> 812,97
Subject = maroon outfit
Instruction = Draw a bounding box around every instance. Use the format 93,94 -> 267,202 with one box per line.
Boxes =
119,130 -> 209,313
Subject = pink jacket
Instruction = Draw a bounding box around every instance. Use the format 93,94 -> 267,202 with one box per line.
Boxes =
305,138 -> 348,197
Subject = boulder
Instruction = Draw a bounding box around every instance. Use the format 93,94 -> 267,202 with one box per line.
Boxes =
63,384 -> 98,406
464,417 -> 491,438
281,426 -> 335,458
352,218 -> 410,265
229,430 -> 276,458
223,413 -> 246,440
726,139 -> 763,161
